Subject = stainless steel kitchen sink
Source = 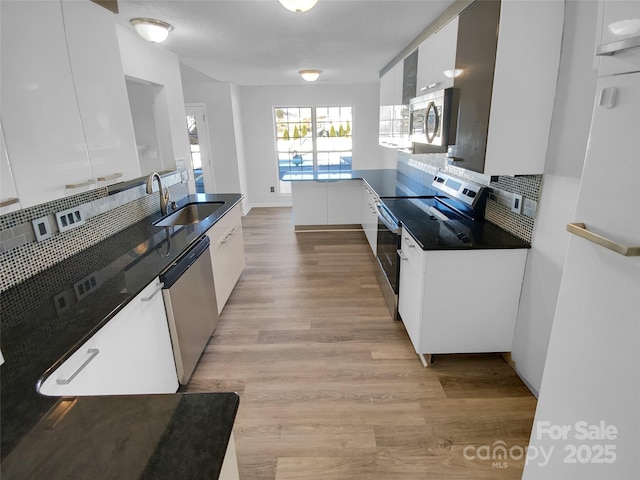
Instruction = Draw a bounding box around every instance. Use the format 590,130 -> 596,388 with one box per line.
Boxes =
154,202 -> 225,227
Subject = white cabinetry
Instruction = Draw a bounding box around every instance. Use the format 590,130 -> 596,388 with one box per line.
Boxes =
378,62 -> 409,149
327,181 -> 362,224
523,67 -> 640,479
38,278 -> 178,396
0,123 -> 20,214
596,0 -> 640,76
0,0 -> 140,208
292,181 -> 328,226
361,182 -> 379,255
61,1 -> 140,187
416,17 -> 459,94
482,0 -> 564,175
206,203 -> 246,314
1,0 -> 94,207
292,180 -> 362,227
398,232 -> 528,367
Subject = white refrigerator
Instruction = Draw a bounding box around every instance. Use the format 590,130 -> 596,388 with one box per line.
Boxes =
522,1 -> 640,479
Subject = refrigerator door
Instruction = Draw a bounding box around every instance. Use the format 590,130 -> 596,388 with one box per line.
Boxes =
523,73 -> 640,478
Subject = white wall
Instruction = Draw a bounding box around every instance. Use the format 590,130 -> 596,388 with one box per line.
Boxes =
116,25 -> 190,174
510,0 -> 599,396
230,84 -> 250,214
181,76 -> 243,194
234,83 -> 382,208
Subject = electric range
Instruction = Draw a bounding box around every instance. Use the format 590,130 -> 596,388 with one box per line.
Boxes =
374,172 -> 529,319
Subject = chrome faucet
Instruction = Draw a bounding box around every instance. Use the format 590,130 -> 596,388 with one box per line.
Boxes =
146,172 -> 170,216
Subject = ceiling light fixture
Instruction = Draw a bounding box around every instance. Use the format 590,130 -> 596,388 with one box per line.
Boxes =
443,69 -> 464,78
299,70 -> 322,82
130,18 -> 173,43
278,0 -> 319,13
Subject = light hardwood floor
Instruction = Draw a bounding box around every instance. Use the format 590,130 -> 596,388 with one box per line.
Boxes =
187,207 -> 536,480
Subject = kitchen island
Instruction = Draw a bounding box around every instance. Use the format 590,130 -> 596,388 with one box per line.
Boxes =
0,193 -> 243,478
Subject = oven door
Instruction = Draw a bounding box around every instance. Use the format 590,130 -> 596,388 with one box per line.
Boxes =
375,203 -> 401,294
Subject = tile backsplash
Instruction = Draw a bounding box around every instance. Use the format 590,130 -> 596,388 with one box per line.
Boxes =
398,151 -> 542,242
0,172 -> 188,292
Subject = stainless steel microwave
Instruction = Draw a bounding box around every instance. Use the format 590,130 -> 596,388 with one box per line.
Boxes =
409,88 -> 459,146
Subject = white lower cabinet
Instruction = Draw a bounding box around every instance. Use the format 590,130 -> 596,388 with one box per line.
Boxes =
38,278 -> 178,396
327,180 -> 362,224
206,203 -> 246,314
398,232 -> 527,366
292,180 -> 362,227
219,432 -> 240,480
360,181 -> 379,255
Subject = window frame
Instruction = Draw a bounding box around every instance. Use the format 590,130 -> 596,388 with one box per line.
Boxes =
274,105 -> 353,194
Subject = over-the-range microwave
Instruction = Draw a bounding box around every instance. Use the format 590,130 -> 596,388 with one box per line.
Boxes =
409,88 -> 459,147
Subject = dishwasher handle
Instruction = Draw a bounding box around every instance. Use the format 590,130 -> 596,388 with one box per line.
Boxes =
160,236 -> 211,289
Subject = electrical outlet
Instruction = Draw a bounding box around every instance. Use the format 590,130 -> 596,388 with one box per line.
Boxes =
270,186 -> 275,193
55,207 -> 85,233
511,194 -> 523,214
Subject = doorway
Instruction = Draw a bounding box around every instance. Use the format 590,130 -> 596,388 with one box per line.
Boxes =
185,104 -> 215,193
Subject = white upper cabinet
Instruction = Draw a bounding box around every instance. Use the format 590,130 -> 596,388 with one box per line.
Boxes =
61,1 -> 141,187
483,0 -> 565,175
1,0 -> 94,207
596,0 -> 640,76
0,0 -> 140,208
416,17 -> 459,95
0,123 -> 20,214
378,62 -> 409,149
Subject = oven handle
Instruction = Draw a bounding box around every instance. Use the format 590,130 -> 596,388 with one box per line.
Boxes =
376,203 -> 399,234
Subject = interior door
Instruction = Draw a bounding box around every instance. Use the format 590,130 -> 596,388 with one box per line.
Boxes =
185,104 -> 215,193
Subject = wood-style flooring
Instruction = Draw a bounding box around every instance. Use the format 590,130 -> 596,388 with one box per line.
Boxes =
186,207 -> 536,480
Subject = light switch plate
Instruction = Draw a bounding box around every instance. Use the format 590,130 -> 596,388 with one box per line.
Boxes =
32,216 -> 52,242
55,207 -> 85,233
511,194 -> 523,214
523,198 -> 538,218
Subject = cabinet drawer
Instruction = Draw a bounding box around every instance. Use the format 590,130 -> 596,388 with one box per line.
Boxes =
399,232 -> 423,265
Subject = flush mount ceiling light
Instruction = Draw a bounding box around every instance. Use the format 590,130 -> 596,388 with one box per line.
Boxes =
130,18 -> 173,43
279,0 -> 319,13
443,69 -> 464,78
299,69 -> 322,82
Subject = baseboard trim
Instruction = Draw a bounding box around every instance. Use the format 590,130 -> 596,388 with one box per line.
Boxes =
294,224 -> 363,232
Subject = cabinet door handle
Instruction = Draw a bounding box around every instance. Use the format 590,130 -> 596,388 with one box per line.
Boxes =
56,348 -> 99,385
141,282 -> 164,301
596,35 -> 640,56
0,197 -> 19,208
567,223 -> 640,257
397,249 -> 408,261
96,172 -> 123,182
220,227 -> 237,244
65,179 -> 95,189
403,236 -> 416,248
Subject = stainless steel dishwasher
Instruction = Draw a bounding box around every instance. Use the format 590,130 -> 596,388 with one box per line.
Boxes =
160,235 -> 219,385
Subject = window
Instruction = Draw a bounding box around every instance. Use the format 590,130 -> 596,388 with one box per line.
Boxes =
274,106 -> 352,194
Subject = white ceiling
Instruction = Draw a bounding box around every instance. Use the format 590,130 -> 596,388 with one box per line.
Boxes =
114,0 -> 455,86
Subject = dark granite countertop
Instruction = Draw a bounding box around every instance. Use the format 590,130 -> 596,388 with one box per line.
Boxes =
1,392 -> 239,480
382,197 -> 530,250
286,168 -> 442,197
0,193 -> 243,470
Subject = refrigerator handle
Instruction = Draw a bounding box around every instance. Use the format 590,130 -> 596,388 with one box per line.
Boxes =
567,223 -> 640,257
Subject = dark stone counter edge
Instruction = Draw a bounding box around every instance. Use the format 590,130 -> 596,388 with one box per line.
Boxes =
401,221 -> 532,251
35,193 -> 244,392
139,392 -> 240,480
